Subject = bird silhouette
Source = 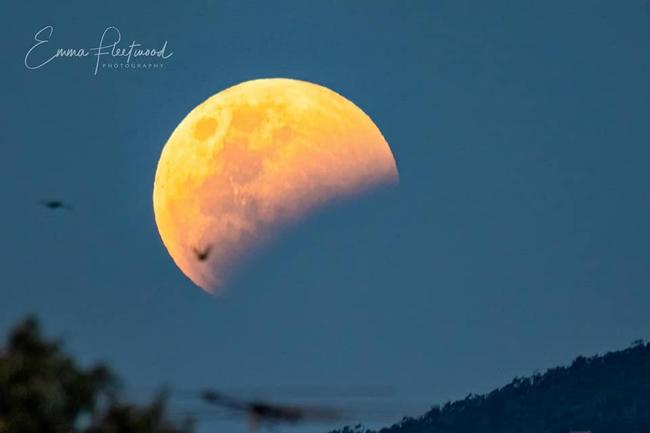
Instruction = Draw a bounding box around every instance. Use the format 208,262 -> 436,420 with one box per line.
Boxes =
40,200 -> 72,211
199,389 -> 341,433
193,245 -> 212,261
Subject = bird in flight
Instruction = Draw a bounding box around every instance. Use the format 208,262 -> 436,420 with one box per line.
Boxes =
40,200 -> 72,211
193,245 -> 212,261
199,389 -> 341,433
163,385 -> 396,432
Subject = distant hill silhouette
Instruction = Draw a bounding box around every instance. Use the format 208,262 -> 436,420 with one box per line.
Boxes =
334,341 -> 650,433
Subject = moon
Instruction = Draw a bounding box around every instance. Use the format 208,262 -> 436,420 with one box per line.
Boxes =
153,78 -> 398,293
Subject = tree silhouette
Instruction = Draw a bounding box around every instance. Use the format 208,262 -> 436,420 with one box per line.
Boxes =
0,317 -> 190,433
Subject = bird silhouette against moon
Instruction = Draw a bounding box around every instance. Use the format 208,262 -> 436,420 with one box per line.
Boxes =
153,78 -> 398,293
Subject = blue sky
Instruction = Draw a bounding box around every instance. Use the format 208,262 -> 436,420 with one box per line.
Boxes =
1,1 -> 650,432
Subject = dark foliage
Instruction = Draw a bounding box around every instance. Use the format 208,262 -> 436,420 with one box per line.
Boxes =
0,317 -> 191,433
334,340 -> 650,433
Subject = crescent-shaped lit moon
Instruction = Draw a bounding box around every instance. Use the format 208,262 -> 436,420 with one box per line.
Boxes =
153,78 -> 398,293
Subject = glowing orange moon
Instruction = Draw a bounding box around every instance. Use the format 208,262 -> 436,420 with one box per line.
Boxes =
153,78 -> 398,293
